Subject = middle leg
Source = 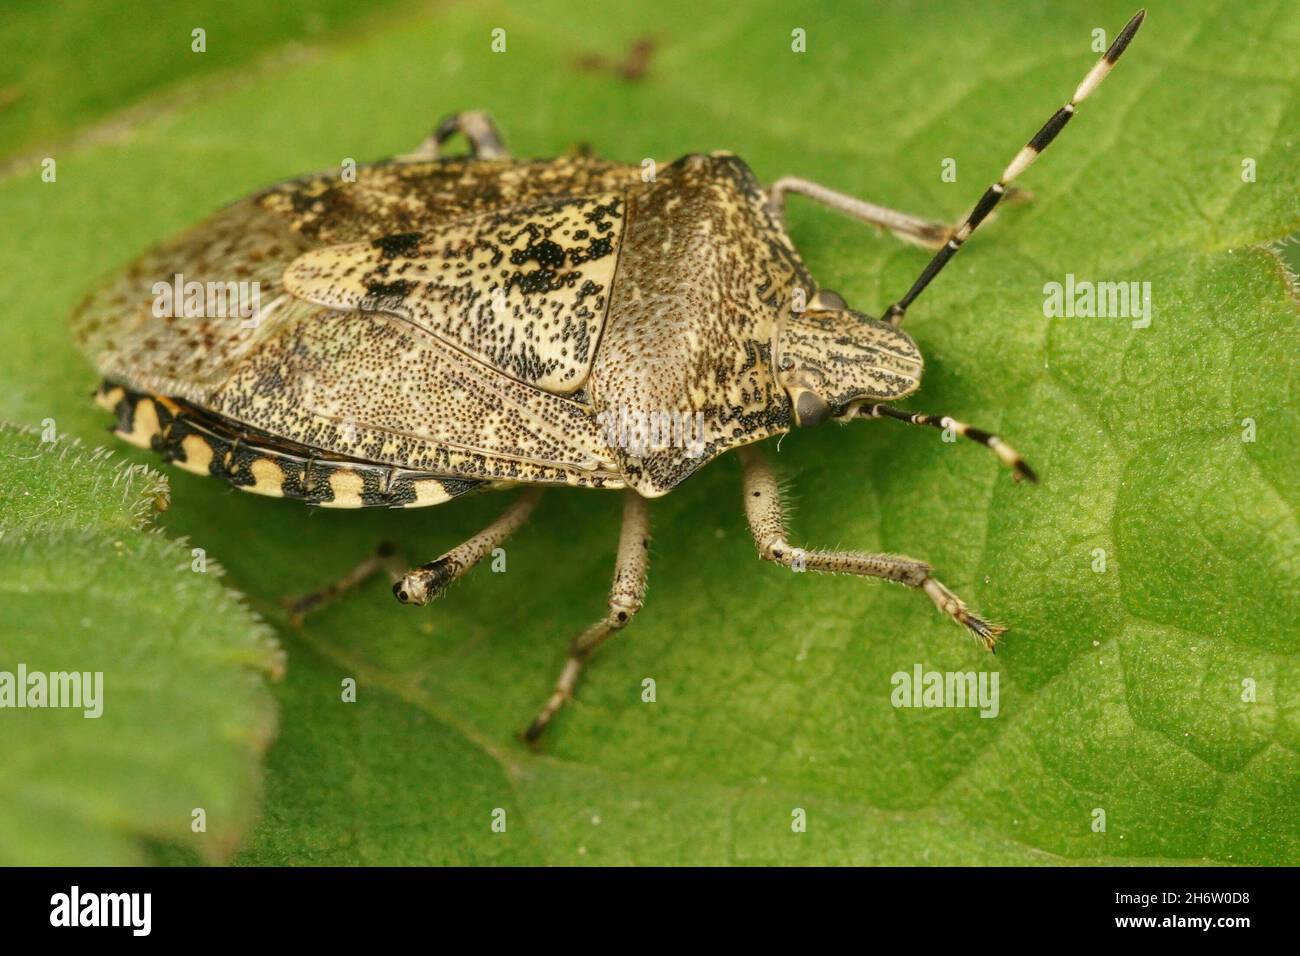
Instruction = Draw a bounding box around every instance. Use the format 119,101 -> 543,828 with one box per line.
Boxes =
739,444 -> 1005,649
524,491 -> 651,742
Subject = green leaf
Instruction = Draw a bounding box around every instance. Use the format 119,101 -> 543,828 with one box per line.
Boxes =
0,0 -> 412,162
0,425 -> 283,864
1,0 -> 1296,865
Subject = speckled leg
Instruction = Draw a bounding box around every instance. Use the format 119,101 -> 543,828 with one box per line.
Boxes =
524,492 -> 650,742
394,489 -> 542,606
283,542 -> 406,626
738,445 -> 1005,650
404,110 -> 510,160
766,176 -> 954,249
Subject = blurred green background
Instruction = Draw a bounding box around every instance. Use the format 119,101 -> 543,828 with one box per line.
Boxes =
1,0 -> 1297,865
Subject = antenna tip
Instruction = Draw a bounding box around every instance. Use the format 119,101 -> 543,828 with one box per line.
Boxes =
1107,10 -> 1147,64
1013,459 -> 1039,484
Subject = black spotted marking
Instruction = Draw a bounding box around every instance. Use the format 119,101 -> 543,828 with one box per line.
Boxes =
374,232 -> 424,259
365,278 -> 415,299
282,192 -> 626,394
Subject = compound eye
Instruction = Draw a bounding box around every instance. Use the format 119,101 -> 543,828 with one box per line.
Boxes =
794,389 -> 831,428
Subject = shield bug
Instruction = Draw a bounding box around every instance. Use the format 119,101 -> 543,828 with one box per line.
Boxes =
72,11 -> 1146,740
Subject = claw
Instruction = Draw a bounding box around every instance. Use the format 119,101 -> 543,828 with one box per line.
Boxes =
393,557 -> 454,606
522,660 -> 582,743
922,577 -> 1006,651
522,690 -> 567,744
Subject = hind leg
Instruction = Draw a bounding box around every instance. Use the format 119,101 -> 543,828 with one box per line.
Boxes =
284,489 -> 541,621
393,489 -> 542,605
283,542 -> 407,625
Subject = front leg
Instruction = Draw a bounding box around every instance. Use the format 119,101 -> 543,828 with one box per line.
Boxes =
738,445 -> 1005,649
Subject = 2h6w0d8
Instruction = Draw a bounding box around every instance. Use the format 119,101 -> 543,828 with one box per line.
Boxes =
74,12 -> 1147,740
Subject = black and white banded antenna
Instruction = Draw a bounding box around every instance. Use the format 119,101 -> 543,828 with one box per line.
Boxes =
883,9 -> 1147,326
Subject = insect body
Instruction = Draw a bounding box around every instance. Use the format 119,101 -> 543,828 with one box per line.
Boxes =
73,12 -> 1146,740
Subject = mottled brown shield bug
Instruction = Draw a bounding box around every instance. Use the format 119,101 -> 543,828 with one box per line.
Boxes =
72,12 -> 1146,740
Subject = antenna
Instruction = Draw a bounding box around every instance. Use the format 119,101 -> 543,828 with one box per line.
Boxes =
883,9 -> 1146,325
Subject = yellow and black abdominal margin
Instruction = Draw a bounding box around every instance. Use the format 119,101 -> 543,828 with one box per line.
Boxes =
97,382 -> 485,509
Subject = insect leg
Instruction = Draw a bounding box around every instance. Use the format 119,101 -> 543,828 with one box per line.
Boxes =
403,110 -> 510,161
766,176 -> 953,249
739,445 -> 1005,650
882,9 -> 1146,325
282,542 -> 407,626
523,491 -> 650,742
394,489 -> 542,606
860,403 -> 1038,483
